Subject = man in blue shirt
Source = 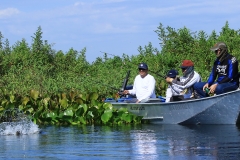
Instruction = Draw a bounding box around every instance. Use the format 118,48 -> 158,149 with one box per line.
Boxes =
194,42 -> 239,98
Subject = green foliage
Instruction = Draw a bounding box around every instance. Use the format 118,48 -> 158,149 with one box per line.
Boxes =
0,32 -> 3,50
0,22 -> 240,125
153,21 -> 240,92
0,90 -> 142,125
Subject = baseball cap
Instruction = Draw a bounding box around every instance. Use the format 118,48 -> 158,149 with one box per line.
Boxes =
138,63 -> 148,70
210,42 -> 227,51
167,69 -> 178,78
180,60 -> 194,69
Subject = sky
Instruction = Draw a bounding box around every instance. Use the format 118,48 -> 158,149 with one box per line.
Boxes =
1,0 -> 240,63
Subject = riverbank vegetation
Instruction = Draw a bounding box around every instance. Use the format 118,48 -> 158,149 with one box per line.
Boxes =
0,21 -> 239,125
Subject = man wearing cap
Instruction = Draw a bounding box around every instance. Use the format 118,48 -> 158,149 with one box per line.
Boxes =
193,42 -> 239,97
123,62 -> 156,103
165,69 -> 182,102
166,60 -> 201,100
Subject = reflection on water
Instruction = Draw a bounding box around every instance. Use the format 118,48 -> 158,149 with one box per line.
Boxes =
1,124 -> 240,159
131,128 -> 158,159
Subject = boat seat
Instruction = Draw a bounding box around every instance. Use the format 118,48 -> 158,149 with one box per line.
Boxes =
144,98 -> 163,103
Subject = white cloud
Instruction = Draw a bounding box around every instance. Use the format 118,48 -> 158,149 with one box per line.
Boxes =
0,8 -> 20,18
92,22 -> 139,33
74,2 -> 85,6
101,0 -> 128,3
2,0 -> 240,62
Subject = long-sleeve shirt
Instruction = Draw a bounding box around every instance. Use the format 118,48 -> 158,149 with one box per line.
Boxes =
129,74 -> 156,101
166,71 -> 201,102
207,54 -> 239,86
165,83 -> 183,102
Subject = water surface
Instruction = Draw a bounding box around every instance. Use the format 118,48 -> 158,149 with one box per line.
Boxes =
1,123 -> 240,159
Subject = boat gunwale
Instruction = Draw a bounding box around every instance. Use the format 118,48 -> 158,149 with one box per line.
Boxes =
110,89 -> 240,105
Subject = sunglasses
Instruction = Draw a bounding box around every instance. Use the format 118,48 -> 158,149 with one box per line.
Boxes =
138,68 -> 146,71
215,49 -> 221,53
181,67 -> 187,70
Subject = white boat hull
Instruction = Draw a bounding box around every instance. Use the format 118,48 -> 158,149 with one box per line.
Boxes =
110,89 -> 240,124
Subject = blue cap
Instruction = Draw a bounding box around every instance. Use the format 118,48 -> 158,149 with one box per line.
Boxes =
138,63 -> 148,70
167,69 -> 178,78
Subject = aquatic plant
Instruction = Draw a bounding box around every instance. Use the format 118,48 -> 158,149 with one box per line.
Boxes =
0,89 -> 143,125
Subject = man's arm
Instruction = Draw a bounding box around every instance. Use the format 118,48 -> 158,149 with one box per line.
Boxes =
172,72 -> 200,90
218,57 -> 238,84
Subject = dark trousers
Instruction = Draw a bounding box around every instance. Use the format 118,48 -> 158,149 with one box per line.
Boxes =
170,95 -> 184,102
193,82 -> 238,98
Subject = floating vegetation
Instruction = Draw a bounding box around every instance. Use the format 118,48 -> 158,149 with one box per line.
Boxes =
0,89 -> 143,126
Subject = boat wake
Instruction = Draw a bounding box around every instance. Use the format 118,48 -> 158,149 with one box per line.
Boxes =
0,109 -> 40,135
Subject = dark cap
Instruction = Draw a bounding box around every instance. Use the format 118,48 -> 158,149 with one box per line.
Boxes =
167,69 -> 178,78
210,42 -> 227,51
180,60 -> 194,68
138,63 -> 148,70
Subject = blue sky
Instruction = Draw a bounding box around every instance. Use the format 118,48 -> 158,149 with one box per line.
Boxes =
1,0 -> 240,63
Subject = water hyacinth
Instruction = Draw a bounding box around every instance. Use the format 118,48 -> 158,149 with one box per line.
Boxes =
0,91 -> 142,126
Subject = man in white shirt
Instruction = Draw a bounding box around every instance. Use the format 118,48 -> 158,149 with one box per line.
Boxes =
123,62 -> 156,103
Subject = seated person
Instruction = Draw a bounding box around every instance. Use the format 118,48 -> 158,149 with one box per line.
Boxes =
165,60 -> 201,101
194,42 -> 239,98
123,62 -> 156,103
165,69 -> 182,102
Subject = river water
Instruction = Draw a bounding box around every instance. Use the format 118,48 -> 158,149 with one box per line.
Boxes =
1,122 -> 240,159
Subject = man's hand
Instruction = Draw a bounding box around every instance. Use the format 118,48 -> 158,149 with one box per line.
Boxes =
123,90 -> 129,95
136,100 -> 141,103
203,83 -> 209,91
209,83 -> 218,94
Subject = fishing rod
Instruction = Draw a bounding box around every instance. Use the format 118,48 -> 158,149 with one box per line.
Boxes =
100,51 -> 117,57
84,78 -> 119,91
82,71 -> 132,98
118,70 -> 131,97
100,51 -> 167,79
148,70 -> 166,79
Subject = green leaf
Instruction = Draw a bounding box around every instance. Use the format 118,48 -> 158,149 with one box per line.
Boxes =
75,97 -> 83,104
10,94 -> 15,103
71,122 -> 79,125
42,97 -> 50,107
63,109 -> 73,117
60,98 -> 68,108
27,107 -> 34,114
46,112 -> 57,119
79,117 -> 86,124
76,107 -> 84,116
118,107 -> 128,112
18,105 -> 24,110
121,113 -> 133,123
62,116 -> 72,123
87,111 -> 94,118
80,104 -> 88,114
30,89 -> 39,100
101,109 -> 113,123
33,118 -> 37,124
89,92 -> 98,100
22,97 -> 30,106
81,94 -> 87,101
103,102 -> 112,110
